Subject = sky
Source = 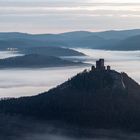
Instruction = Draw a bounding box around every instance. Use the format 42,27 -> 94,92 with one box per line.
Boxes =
0,0 -> 140,33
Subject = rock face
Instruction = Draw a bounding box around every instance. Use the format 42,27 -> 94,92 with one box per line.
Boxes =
0,68 -> 140,130
110,71 -> 126,89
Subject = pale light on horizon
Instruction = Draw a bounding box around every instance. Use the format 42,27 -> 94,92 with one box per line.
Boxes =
0,0 -> 140,33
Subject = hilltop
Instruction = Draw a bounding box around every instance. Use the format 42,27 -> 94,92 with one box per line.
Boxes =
0,59 -> 140,130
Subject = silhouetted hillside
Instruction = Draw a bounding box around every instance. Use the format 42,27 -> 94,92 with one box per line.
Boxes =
0,29 -> 140,51
21,47 -> 85,57
58,29 -> 140,48
97,35 -> 140,50
69,35 -> 107,48
63,30 -> 140,50
0,38 -> 65,49
0,54 -> 84,68
113,35 -> 140,50
0,67 -> 140,130
0,29 -> 140,40
94,29 -> 140,39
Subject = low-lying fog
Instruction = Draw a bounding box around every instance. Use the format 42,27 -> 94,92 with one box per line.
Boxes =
0,66 -> 87,98
75,48 -> 140,84
1,114 -> 140,140
0,51 -> 23,59
0,49 -> 140,98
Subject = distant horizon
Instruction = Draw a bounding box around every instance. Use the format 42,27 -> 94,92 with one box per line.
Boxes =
0,28 -> 140,35
0,0 -> 140,33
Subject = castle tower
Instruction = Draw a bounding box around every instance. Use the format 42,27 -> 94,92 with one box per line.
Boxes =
96,59 -> 105,70
91,59 -> 111,71
107,65 -> 111,70
91,65 -> 95,71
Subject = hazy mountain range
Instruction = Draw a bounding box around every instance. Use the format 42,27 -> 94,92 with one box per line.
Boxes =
0,29 -> 140,51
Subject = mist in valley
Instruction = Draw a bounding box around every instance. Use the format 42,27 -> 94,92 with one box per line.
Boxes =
1,114 -> 140,140
0,50 -> 140,139
75,48 -> 140,84
0,49 -> 140,98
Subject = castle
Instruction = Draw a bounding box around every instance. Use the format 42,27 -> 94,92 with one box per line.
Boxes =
91,59 -> 111,71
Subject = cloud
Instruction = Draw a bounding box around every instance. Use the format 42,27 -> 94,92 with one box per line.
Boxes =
0,0 -> 140,33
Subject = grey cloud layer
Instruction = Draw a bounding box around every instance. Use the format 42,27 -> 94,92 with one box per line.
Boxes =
0,0 -> 140,33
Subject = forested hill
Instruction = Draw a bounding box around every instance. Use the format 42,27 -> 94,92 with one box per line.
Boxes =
21,46 -> 85,57
0,29 -> 140,51
0,54 -> 84,68
0,68 -> 140,130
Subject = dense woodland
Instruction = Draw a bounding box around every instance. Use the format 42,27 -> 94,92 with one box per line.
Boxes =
0,69 -> 140,130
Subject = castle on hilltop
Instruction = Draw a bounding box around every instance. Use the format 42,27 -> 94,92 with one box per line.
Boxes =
91,59 -> 111,71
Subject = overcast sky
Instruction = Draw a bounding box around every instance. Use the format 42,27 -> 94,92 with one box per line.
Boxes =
0,0 -> 140,33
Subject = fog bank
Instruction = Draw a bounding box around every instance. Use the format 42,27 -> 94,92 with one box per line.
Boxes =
1,114 -> 140,140
75,48 -> 140,84
0,49 -> 140,98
